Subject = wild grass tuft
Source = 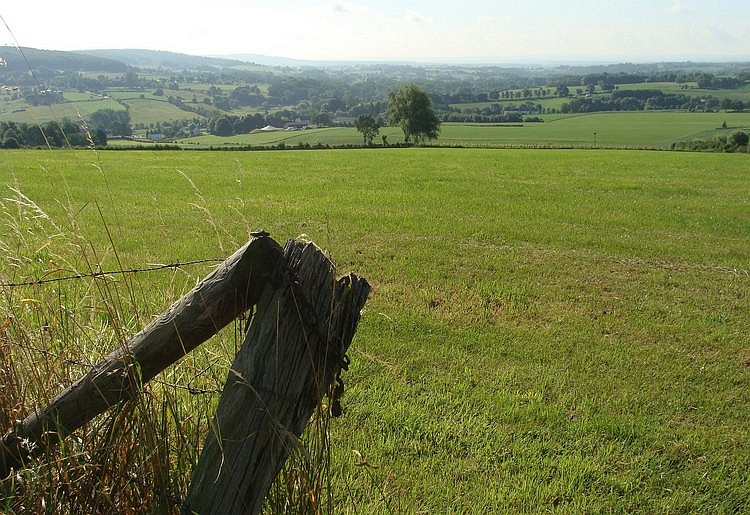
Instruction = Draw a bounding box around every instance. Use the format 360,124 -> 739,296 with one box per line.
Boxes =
0,162 -> 347,513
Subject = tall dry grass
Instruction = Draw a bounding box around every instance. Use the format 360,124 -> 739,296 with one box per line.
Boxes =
0,33 -> 346,511
0,173 -> 339,514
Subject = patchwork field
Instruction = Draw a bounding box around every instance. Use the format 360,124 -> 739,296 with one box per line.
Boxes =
117,111 -> 750,150
1,148 -> 749,512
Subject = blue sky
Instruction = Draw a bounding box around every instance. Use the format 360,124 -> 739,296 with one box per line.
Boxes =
2,0 -> 748,63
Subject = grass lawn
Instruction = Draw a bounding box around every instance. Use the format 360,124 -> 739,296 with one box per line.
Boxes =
1,148 -> 748,513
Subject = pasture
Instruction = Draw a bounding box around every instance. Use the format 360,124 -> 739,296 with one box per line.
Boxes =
1,148 -> 749,512
0,93 -> 122,124
148,111 -> 750,149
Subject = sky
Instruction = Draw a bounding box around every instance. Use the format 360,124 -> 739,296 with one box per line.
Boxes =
1,0 -> 748,64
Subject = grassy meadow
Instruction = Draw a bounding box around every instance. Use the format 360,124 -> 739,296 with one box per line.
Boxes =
123,111 -> 750,150
1,148 -> 749,513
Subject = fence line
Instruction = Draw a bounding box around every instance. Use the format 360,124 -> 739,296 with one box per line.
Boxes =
0,257 -> 225,288
0,236 -> 282,478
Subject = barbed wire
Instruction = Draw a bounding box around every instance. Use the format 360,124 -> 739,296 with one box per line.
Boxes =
0,258 -> 226,288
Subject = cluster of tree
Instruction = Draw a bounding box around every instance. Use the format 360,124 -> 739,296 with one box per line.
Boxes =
204,109 -> 337,136
201,85 -> 265,110
88,108 -> 133,137
439,100 -> 543,123
0,120 -> 106,148
0,107 -> 131,147
385,84 -> 441,145
204,83 -> 442,145
206,111 -> 299,136
351,84 -> 441,146
550,70 -> 750,90
694,74 -> 746,89
22,88 -> 65,106
0,46 -> 127,88
561,90 -> 748,114
209,113 -> 267,136
137,118 -> 204,139
440,112 -> 534,123
671,131 -> 749,152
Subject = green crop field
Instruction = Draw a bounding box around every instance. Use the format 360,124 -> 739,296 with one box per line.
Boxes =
1,148 -> 749,513
149,111 -> 750,150
0,95 -> 123,124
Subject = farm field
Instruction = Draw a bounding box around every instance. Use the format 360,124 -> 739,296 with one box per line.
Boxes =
117,111 -> 750,149
1,148 -> 749,512
0,94 -> 122,123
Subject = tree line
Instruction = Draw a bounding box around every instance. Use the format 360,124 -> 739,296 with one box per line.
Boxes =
8,54 -> 747,123
671,130 -> 749,153
560,90 -> 748,114
0,120 -> 106,149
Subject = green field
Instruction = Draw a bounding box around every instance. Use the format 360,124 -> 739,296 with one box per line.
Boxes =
0,94 -> 123,124
1,148 -> 749,512
150,111 -> 750,149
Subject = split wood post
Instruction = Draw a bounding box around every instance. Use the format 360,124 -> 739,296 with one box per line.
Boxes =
184,238 -> 370,515
0,233 -> 284,478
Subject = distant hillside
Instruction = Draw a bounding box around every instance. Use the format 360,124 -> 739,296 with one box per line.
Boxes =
77,49 -> 249,70
215,53 -> 341,68
0,46 -> 129,73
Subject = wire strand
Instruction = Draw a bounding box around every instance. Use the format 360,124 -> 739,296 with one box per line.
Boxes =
0,258 -> 225,288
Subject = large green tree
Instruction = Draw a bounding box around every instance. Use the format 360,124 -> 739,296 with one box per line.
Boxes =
354,114 -> 380,146
386,84 -> 441,145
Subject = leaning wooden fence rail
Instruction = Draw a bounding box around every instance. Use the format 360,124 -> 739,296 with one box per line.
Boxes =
0,233 -> 370,514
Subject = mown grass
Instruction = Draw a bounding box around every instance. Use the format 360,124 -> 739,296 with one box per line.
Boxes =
1,148 -> 749,513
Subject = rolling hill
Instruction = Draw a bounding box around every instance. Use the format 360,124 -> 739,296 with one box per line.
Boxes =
77,49 -> 250,70
0,45 -> 129,73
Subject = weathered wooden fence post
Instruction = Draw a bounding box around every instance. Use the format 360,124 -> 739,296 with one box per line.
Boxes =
0,233 -> 284,478
184,238 -> 370,514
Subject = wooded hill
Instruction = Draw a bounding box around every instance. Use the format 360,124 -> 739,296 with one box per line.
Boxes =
0,46 -> 128,74
77,49 -> 249,71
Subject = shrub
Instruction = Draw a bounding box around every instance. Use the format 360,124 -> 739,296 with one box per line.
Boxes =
730,130 -> 749,147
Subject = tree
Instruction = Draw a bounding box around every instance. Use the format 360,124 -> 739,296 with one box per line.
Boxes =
730,131 -> 749,147
354,114 -> 380,146
2,135 -> 19,149
556,84 -> 570,97
312,112 -> 333,126
213,116 -> 234,137
386,84 -> 441,145
89,108 -> 132,136
92,128 -> 107,147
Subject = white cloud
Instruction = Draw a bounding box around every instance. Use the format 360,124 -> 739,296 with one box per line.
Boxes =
668,0 -> 692,14
405,10 -> 434,24
328,1 -> 367,14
